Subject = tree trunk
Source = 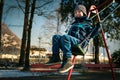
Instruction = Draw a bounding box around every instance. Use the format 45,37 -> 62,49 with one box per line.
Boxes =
93,35 -> 100,64
0,0 -> 4,50
24,0 -> 36,70
19,0 -> 30,66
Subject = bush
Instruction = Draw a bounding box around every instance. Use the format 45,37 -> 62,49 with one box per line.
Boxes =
111,49 -> 120,66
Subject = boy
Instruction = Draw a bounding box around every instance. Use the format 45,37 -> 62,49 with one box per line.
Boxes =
47,4 -> 93,73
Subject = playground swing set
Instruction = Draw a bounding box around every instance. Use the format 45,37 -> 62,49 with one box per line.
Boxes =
31,1 -> 118,80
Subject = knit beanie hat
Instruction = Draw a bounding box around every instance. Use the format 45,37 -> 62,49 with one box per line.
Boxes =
74,4 -> 87,16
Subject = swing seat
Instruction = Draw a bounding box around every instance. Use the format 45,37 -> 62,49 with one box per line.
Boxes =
71,44 -> 85,56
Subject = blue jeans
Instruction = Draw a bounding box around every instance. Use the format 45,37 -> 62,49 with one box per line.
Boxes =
52,34 -> 80,59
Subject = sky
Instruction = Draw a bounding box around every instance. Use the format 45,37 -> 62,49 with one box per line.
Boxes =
2,0 -> 63,50
2,0 -> 120,53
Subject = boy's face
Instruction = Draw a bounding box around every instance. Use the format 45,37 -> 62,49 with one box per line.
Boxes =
74,10 -> 84,18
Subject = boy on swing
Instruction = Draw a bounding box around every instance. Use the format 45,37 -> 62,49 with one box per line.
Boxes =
46,4 -> 93,73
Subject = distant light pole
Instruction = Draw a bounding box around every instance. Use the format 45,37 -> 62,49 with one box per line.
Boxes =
38,37 -> 41,63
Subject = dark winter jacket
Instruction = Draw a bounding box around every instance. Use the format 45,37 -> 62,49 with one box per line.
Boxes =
68,16 -> 93,47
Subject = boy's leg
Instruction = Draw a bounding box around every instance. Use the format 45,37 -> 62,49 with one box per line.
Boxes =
46,35 -> 61,64
59,35 -> 79,73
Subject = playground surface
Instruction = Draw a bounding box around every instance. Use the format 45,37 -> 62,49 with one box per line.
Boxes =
0,69 -> 120,80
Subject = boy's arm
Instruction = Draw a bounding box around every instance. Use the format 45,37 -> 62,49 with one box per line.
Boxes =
90,23 -> 102,38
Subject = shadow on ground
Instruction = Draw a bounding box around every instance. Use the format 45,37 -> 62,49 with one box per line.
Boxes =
0,70 -> 119,80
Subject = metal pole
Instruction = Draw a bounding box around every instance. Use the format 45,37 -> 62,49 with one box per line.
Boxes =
90,5 -> 116,80
101,29 -> 116,80
67,56 -> 76,80
96,10 -> 116,80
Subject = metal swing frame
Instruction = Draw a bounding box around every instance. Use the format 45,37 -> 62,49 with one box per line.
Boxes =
67,5 -> 116,80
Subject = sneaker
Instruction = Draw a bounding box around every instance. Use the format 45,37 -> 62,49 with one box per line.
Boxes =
58,58 -> 74,73
46,55 -> 61,65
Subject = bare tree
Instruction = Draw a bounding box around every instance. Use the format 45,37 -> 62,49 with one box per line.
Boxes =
18,0 -> 30,66
18,0 -> 54,67
23,0 -> 36,70
2,0 -> 54,67
0,0 -> 4,50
